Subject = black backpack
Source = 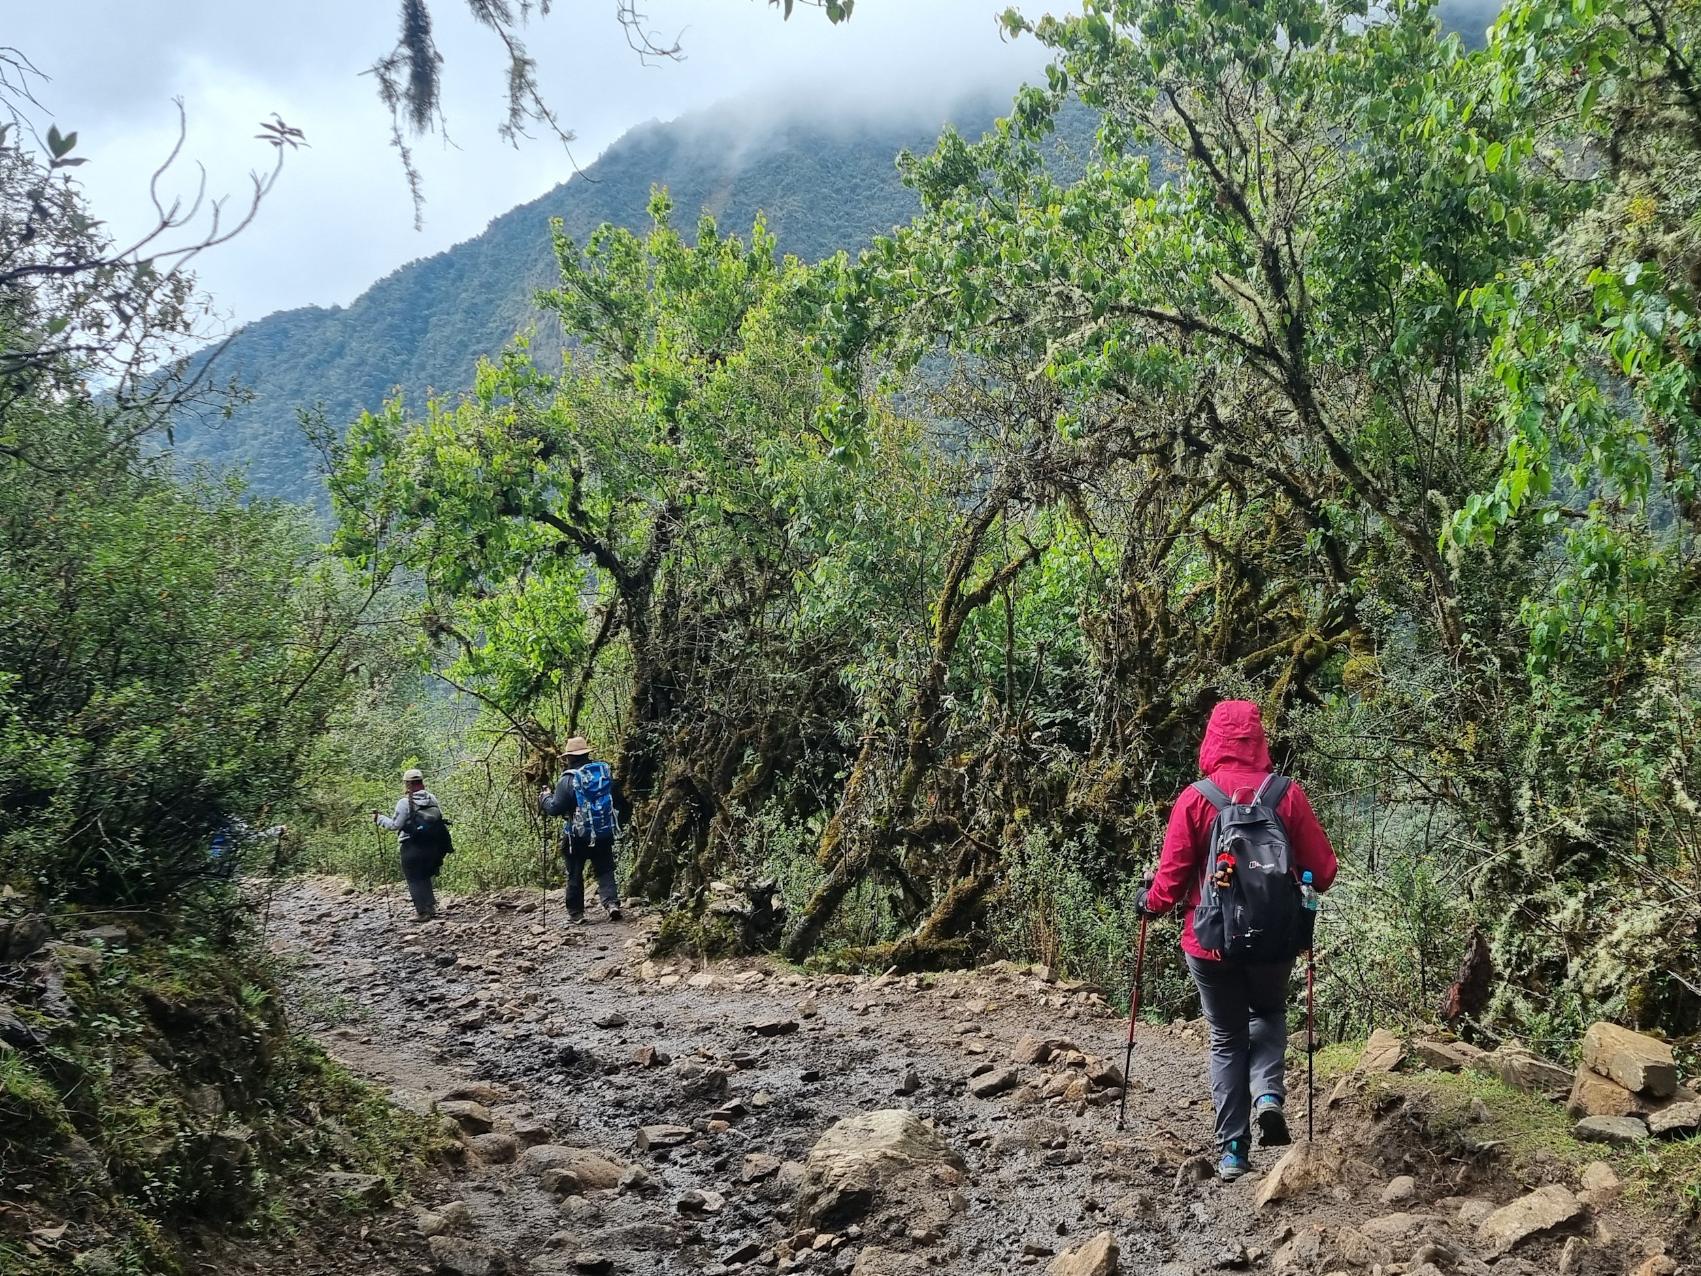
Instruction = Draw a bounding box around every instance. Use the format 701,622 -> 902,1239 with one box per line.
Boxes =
401,794 -> 454,871
1190,775 -> 1313,963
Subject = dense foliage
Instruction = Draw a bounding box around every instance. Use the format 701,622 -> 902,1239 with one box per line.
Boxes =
325,0 -> 1701,1053
0,116 -> 355,909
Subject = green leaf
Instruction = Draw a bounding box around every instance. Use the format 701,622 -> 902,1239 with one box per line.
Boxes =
1484,141 -> 1504,173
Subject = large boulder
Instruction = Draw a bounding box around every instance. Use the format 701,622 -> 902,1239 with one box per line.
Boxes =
795,1109 -> 966,1233
1477,1185 -> 1586,1255
1580,1023 -> 1677,1098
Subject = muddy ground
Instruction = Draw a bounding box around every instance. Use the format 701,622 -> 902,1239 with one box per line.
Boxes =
238,878 -> 1676,1276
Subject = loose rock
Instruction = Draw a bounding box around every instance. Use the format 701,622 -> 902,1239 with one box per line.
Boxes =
1486,1044 -> 1572,1097
437,1100 -> 496,1134
427,1235 -> 506,1276
519,1145 -> 627,1190
1574,1114 -> 1650,1145
1358,1029 -> 1403,1073
635,1124 -> 693,1151
1476,1184 -> 1586,1255
1255,1140 -> 1341,1209
794,1109 -> 966,1232
969,1067 -> 1020,1098
1380,1175 -> 1416,1205
1047,1230 -> 1118,1276
1647,1099 -> 1701,1137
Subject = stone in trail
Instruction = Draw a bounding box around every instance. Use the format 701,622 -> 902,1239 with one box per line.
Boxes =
1254,1140 -> 1341,1209
1581,1022 -> 1678,1098
741,1153 -> 782,1182
1380,1175 -> 1416,1205
520,1145 -> 628,1190
794,1109 -> 967,1232
968,1067 -> 1020,1098
896,1066 -> 921,1095
427,1234 -> 506,1276
1574,1114 -> 1649,1145
468,1132 -> 519,1165
1013,1034 -> 1074,1065
570,1255 -> 613,1275
676,1187 -> 726,1214
748,1017 -> 799,1037
1579,1161 -> 1619,1199
635,1123 -> 693,1151
592,1011 -> 627,1029
438,1100 -> 496,1134
1476,1184 -> 1586,1255
1047,1230 -> 1119,1276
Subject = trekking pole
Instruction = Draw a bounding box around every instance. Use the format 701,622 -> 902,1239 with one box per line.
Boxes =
1116,912 -> 1150,1132
1306,944 -> 1316,1142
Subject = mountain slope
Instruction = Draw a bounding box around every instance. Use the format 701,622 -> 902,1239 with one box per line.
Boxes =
172,93 -> 1044,503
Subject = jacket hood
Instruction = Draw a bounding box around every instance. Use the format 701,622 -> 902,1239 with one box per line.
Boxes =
1198,700 -> 1272,774
408,791 -> 439,810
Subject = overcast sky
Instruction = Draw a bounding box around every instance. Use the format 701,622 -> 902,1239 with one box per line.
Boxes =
13,1 -> 1060,330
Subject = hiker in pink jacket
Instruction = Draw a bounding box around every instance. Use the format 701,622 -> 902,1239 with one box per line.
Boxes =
1138,700 -> 1338,1179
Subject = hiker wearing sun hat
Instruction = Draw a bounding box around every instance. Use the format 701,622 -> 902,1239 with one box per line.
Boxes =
373,767 -> 452,920
538,736 -> 628,925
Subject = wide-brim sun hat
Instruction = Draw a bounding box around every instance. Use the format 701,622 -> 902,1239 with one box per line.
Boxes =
564,736 -> 592,756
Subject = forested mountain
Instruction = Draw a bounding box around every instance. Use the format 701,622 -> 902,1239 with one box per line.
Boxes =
172,92 -> 1072,502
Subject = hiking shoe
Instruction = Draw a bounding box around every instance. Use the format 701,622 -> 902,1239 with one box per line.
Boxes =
567,913 -> 587,927
605,904 -> 623,923
1218,1139 -> 1251,1181
1255,1094 -> 1290,1147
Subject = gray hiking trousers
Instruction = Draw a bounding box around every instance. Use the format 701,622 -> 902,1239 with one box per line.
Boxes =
1187,954 -> 1294,1151
400,843 -> 438,919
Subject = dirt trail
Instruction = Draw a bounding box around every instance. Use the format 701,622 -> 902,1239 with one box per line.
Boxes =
260,878 -> 1656,1276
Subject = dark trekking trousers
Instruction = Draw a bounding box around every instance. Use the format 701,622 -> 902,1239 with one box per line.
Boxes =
399,843 -> 438,918
564,831 -> 619,919
1187,954 -> 1294,1150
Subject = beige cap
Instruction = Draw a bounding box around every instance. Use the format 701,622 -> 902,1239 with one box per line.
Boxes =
402,768 -> 425,783
564,736 -> 592,756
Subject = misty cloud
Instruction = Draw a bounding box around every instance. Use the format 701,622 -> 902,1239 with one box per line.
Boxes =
12,1 -> 1061,328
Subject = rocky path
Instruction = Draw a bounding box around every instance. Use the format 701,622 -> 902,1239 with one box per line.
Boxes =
260,878 -> 1671,1276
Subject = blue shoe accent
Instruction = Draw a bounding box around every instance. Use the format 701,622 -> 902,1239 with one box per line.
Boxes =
1218,1138 -> 1251,1181
1255,1094 -> 1291,1147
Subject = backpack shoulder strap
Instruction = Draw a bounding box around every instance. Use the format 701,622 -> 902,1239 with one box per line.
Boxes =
1254,774 -> 1291,809
1191,779 -> 1231,810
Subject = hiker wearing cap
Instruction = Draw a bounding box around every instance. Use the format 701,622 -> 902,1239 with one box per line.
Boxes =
538,737 -> 628,925
374,768 -> 450,921
1135,701 -> 1338,1181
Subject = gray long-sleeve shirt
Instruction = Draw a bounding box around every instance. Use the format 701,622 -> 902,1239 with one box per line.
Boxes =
376,790 -> 441,845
